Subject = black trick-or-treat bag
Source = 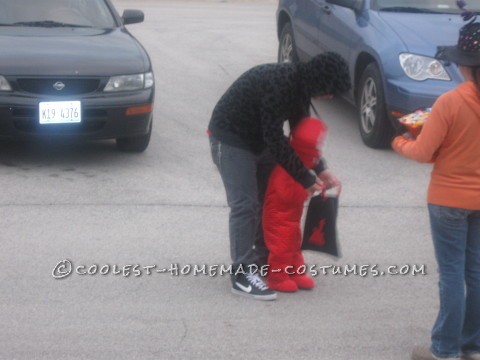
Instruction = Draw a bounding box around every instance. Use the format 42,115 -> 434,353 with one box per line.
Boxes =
302,192 -> 341,258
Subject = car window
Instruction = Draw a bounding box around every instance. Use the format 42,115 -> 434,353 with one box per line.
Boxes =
372,0 -> 480,12
0,0 -> 117,28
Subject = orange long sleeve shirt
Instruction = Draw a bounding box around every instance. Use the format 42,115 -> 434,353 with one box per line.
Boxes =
392,81 -> 480,210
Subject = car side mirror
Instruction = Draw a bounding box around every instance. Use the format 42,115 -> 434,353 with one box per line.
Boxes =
122,9 -> 144,25
326,0 -> 364,13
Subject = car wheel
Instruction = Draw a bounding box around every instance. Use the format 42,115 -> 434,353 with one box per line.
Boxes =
357,63 -> 394,148
116,120 -> 152,152
278,22 -> 298,63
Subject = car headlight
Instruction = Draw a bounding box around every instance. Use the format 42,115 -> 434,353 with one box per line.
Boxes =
0,75 -> 12,91
399,53 -> 450,81
104,72 -> 154,92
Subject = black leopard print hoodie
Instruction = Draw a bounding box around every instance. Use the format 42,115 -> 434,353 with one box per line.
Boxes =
208,52 -> 350,189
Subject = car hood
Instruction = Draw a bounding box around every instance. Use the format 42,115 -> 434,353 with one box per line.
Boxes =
0,27 -> 149,76
378,12 -> 463,55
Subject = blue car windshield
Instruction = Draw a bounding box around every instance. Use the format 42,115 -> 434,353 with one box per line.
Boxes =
0,0 -> 117,28
372,0 -> 480,13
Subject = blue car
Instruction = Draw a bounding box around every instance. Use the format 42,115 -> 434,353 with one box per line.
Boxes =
277,0 -> 472,148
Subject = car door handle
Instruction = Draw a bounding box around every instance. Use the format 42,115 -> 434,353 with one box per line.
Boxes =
322,5 -> 331,14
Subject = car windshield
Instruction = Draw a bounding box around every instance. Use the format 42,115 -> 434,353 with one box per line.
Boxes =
0,0 -> 117,28
372,0 -> 480,13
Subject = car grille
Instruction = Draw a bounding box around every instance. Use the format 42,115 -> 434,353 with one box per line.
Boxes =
16,78 -> 101,96
11,107 -> 107,134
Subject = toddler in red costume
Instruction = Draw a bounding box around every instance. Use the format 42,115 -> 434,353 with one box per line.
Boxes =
263,117 -> 327,292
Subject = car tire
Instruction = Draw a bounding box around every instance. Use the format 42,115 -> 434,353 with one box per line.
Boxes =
357,63 -> 394,149
116,120 -> 152,152
278,22 -> 298,63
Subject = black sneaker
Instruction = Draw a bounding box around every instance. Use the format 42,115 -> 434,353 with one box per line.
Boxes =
231,272 -> 277,301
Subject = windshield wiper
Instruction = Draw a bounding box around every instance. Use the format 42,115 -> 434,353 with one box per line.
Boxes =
9,21 -> 92,28
379,6 -> 438,13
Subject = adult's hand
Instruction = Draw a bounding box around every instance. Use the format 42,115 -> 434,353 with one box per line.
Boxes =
318,169 -> 341,190
307,176 -> 324,195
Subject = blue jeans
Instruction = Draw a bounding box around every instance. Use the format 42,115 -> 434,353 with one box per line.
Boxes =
428,204 -> 480,358
209,136 -> 275,270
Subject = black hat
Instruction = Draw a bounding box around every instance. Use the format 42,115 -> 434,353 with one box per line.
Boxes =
437,22 -> 480,66
301,52 -> 351,96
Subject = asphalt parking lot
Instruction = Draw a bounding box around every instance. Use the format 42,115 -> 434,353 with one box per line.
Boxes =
0,1 -> 438,359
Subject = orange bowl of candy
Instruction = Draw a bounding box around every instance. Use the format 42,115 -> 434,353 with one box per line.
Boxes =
398,108 -> 431,138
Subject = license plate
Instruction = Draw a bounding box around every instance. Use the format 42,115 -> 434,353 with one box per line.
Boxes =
39,101 -> 81,124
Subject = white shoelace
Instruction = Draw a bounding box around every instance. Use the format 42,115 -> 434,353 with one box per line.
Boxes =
245,273 -> 268,291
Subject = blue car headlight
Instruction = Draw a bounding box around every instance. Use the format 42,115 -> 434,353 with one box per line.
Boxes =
104,72 -> 154,92
399,53 -> 450,81
0,76 -> 12,91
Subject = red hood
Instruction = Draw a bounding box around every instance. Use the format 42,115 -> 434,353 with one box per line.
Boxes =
290,117 -> 327,168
